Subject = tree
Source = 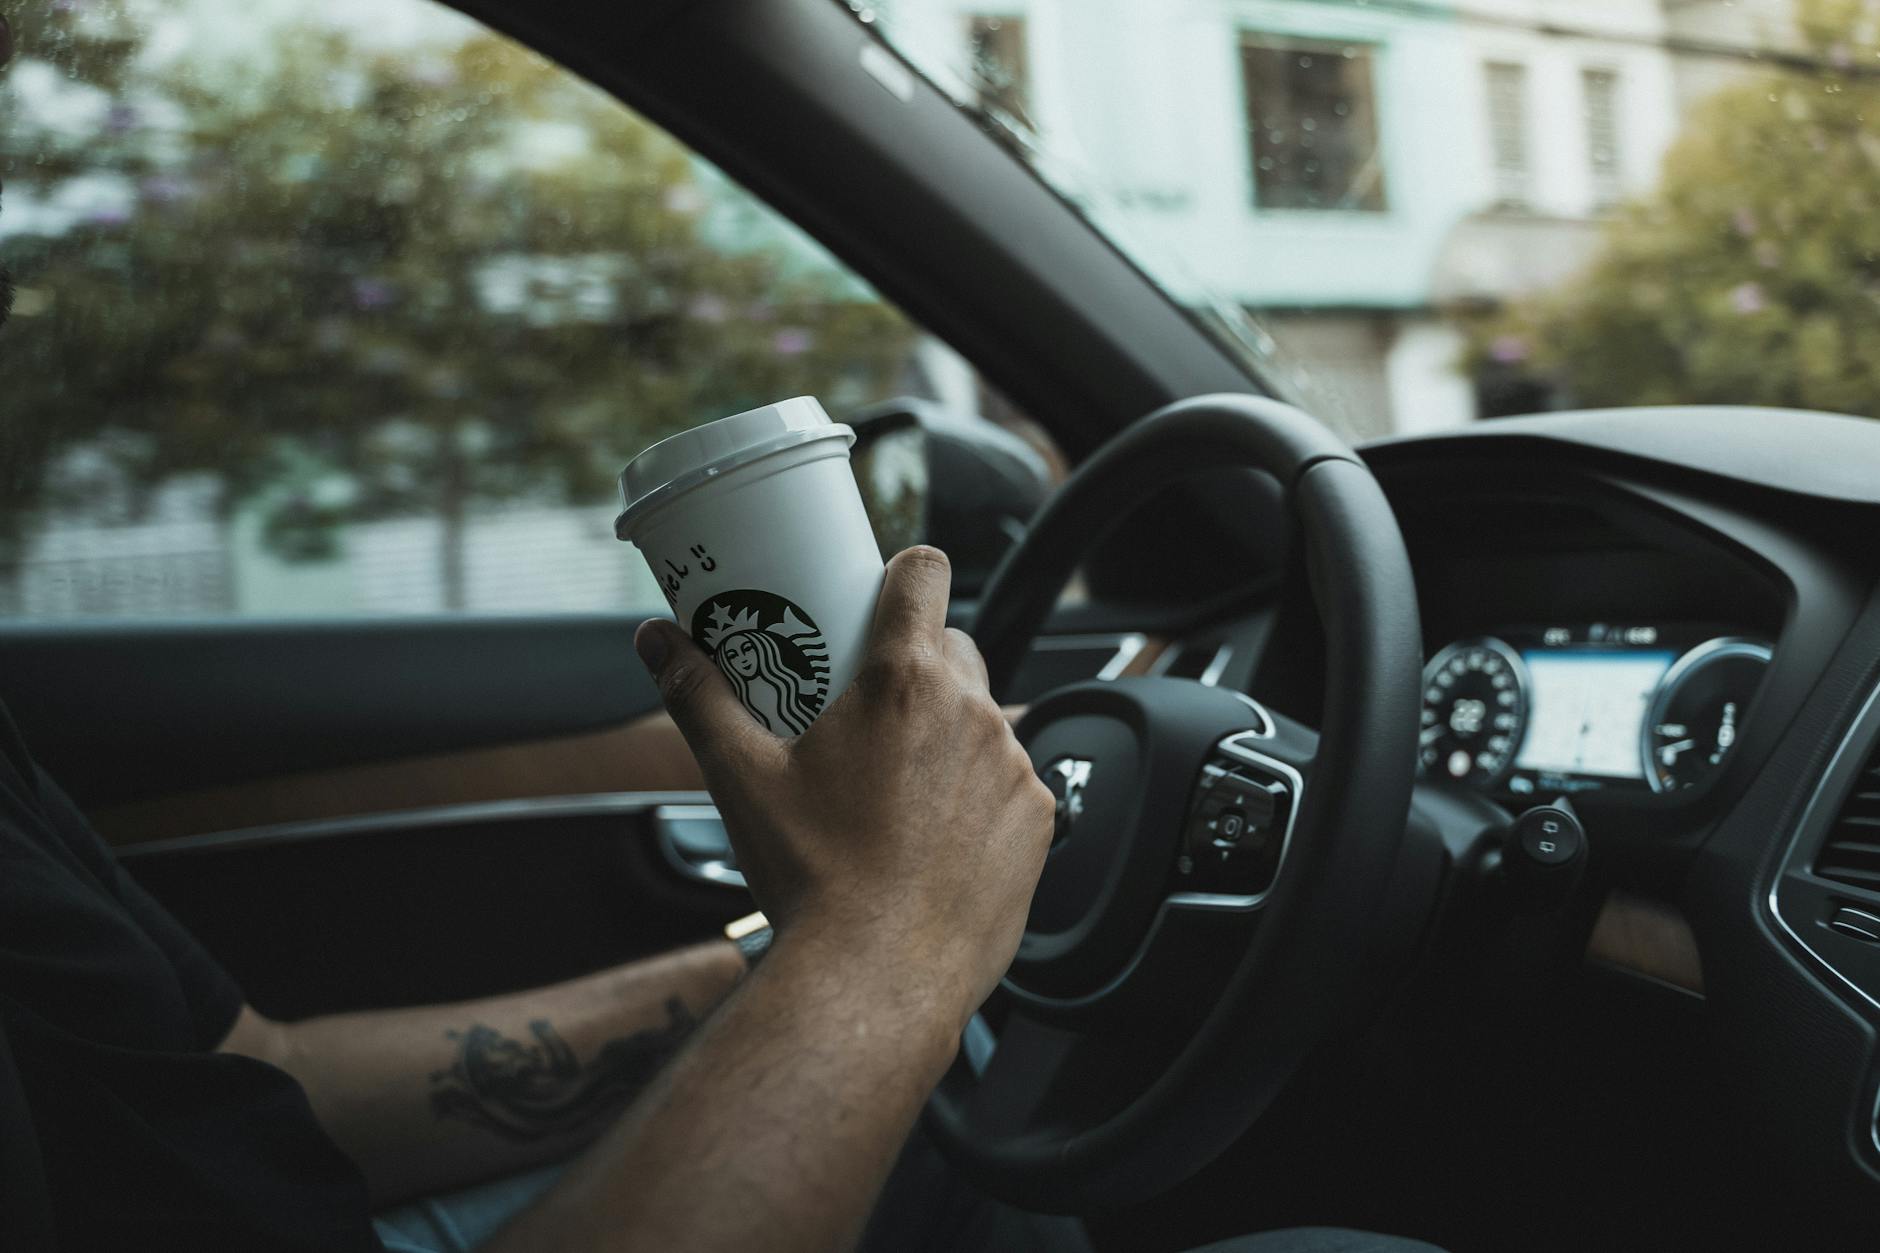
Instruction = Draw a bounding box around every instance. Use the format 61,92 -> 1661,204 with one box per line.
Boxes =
2,2 -> 917,606
1461,0 -> 1880,421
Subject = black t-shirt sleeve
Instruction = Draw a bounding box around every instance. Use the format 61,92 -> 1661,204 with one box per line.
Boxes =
31,766 -> 246,1050
0,699 -> 380,1249
0,1010 -> 57,1253
1,993 -> 384,1253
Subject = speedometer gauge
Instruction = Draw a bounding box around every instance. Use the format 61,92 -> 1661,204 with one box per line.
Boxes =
1642,638 -> 1772,793
1420,637 -> 1530,789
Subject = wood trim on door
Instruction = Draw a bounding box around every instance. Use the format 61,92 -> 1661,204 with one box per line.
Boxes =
91,712 -> 705,847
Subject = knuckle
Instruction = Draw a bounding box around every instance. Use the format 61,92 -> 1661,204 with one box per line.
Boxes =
860,650 -> 941,710
897,632 -> 942,668
970,695 -> 1010,737
944,628 -> 988,671
858,652 -> 907,694
1026,777 -> 1058,828
856,645 -> 892,680
659,658 -> 711,711
871,626 -> 929,668
861,654 -> 902,703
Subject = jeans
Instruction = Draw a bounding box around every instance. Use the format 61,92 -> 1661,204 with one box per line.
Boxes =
373,1162 -> 565,1253
371,1132 -> 1089,1253
371,1134 -> 1443,1253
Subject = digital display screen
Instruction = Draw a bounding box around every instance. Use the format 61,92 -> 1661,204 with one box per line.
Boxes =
1514,650 -> 1675,779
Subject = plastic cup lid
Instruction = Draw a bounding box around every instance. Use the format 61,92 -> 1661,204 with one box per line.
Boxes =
615,396 -> 854,540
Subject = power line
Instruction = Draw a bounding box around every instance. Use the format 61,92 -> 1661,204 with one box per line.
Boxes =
1281,0 -> 1871,79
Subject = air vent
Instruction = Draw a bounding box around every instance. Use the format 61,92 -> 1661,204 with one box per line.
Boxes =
1815,750 -> 1880,893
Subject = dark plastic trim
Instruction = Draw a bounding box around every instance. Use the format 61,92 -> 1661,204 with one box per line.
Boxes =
0,616 -> 659,806
1365,406 -> 1880,506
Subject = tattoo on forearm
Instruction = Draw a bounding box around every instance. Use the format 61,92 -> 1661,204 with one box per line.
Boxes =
429,997 -> 697,1142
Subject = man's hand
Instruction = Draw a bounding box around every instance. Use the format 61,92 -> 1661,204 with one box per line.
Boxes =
634,545 -> 1056,1035
479,548 -> 1052,1253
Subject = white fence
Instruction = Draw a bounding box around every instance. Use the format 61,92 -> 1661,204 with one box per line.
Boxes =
0,519 -> 233,618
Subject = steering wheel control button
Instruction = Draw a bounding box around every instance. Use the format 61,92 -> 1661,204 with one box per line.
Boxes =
1226,771 -> 1287,828
1181,749 -> 1295,897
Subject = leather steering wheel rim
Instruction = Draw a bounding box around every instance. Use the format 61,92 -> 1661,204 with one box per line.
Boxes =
926,393 -> 1423,1212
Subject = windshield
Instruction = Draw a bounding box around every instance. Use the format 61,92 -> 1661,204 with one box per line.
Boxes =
864,0 -> 1880,440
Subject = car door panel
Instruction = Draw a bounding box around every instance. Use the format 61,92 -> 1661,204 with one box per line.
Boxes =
119,797 -> 750,1019
0,616 -> 663,817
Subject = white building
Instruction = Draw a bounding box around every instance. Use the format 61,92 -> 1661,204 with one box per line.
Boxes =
879,0 -> 1796,435
1662,0 -> 1805,109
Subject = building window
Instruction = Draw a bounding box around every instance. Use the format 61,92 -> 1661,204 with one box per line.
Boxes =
1583,67 -> 1623,209
1240,37 -> 1387,212
966,14 -> 1031,121
1484,61 -> 1531,209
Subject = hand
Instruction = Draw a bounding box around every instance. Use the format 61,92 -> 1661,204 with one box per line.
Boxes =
634,546 -> 1055,1035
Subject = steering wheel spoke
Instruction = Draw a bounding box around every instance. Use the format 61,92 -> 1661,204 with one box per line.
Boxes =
1234,700 -> 1320,777
946,1011 -> 1080,1138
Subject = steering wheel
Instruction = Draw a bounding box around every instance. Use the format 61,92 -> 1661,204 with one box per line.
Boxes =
927,394 -> 1424,1213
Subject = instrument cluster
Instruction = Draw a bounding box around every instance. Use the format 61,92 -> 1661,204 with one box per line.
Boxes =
1420,623 -> 1772,798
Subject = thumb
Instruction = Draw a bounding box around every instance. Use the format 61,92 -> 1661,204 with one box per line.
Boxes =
635,620 -> 780,768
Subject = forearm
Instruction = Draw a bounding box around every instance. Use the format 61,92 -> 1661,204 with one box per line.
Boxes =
266,941 -> 746,1204
484,930 -> 961,1253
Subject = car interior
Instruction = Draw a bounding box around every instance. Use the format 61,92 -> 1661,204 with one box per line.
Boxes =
3,0 -> 1879,1248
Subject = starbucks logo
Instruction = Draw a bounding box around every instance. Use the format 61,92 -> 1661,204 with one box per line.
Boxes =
693,589 -> 832,735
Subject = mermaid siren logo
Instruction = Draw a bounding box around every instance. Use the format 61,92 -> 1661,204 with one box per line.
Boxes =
693,590 -> 832,735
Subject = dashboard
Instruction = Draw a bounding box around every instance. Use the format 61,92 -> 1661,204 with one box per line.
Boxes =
1073,407 -> 1880,1213
1419,624 -> 1772,799
1350,408 -> 1880,1209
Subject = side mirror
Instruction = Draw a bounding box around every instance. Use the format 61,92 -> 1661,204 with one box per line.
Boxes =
847,397 -> 1053,598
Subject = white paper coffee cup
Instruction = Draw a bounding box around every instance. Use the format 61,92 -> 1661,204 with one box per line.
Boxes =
615,397 -> 885,736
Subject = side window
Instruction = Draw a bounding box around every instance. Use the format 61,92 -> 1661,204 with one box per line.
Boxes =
0,0 -> 1033,619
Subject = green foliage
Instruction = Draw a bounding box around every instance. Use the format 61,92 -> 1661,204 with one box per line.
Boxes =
1,2 -> 916,580
1461,0 -> 1880,419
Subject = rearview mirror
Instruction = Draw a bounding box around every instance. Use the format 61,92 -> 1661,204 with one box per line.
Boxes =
847,398 -> 1053,598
